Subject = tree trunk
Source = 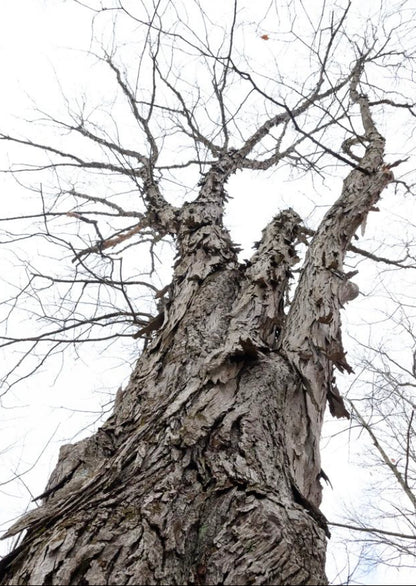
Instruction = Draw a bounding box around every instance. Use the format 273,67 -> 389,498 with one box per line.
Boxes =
0,88 -> 393,586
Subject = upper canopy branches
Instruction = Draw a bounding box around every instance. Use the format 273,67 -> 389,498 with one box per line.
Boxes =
1,1 -> 414,225
0,0 -> 415,391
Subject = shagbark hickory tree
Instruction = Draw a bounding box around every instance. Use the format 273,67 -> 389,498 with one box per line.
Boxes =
0,1 -> 415,584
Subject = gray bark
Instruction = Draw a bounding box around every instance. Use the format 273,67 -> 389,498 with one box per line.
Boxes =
0,79 -> 393,586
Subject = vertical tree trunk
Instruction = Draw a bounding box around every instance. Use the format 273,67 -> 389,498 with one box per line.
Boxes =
0,75 -> 393,586
1,205 -> 329,585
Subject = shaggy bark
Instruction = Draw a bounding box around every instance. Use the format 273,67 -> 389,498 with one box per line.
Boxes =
0,70 -> 393,586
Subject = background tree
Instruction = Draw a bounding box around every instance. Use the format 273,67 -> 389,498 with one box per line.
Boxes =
0,1 -> 415,584
325,299 -> 416,583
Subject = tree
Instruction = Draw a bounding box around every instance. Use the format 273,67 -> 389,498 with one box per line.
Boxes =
328,308 -> 416,580
0,1 -> 415,584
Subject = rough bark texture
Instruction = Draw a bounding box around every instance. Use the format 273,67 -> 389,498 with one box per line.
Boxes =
0,78 -> 393,585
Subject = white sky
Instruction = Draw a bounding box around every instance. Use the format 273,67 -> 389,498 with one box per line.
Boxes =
0,1 -> 415,584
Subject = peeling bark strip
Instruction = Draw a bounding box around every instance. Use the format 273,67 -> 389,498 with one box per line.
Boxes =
0,66 -> 394,586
